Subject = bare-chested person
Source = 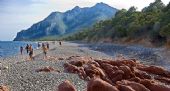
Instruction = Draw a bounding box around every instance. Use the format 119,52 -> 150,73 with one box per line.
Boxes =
28,44 -> 34,60
42,43 -> 48,59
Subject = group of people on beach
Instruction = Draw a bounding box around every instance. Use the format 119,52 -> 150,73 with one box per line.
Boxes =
20,42 -> 48,60
20,44 -> 34,60
20,41 -> 62,60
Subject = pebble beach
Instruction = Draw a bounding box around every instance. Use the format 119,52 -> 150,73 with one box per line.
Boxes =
0,41 -> 170,91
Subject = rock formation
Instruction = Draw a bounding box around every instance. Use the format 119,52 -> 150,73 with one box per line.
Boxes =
61,56 -> 170,91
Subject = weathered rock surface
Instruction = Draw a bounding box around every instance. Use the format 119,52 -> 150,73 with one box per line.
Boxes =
35,66 -> 60,73
58,80 -> 77,91
62,56 -> 170,91
0,85 -> 9,91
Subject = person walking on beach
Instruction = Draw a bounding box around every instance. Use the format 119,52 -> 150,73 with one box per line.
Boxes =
25,44 -> 29,54
46,42 -> 49,49
42,43 -> 48,59
59,41 -> 62,46
20,46 -> 23,55
38,42 -> 41,49
28,44 -> 34,60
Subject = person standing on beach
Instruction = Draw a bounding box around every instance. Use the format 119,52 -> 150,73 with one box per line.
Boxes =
20,46 -> 23,55
59,41 -> 62,46
28,44 -> 34,60
46,42 -> 49,49
25,44 -> 29,54
38,42 -> 41,49
42,43 -> 48,59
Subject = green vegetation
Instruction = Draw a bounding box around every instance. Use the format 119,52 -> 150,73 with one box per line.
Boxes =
64,0 -> 170,47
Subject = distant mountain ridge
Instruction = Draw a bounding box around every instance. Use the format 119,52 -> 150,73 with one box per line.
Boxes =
63,0 -> 170,47
14,2 -> 118,41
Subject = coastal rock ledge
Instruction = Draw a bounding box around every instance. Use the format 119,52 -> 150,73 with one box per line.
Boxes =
59,56 -> 170,91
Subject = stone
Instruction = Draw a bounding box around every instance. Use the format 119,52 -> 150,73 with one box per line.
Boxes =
0,85 -> 9,91
36,66 -> 55,72
87,78 -> 119,91
58,80 -> 77,91
117,80 -> 150,91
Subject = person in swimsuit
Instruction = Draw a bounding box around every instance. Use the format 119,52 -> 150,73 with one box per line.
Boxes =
59,41 -> 62,46
20,46 -> 23,55
42,43 -> 47,59
29,44 -> 34,60
46,42 -> 49,49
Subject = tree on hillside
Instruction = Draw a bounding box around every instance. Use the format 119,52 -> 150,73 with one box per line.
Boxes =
127,6 -> 137,14
163,1 -> 170,11
142,0 -> 165,12
160,23 -> 170,46
113,25 -> 127,38
63,0 -> 170,47
161,2 -> 170,25
160,23 -> 170,38
115,9 -> 127,17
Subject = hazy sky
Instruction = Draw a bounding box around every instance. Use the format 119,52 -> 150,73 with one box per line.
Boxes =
0,0 -> 169,41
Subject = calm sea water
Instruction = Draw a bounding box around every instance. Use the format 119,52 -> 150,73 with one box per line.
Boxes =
0,41 -> 37,57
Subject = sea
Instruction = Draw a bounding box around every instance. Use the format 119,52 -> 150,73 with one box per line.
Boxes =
0,41 -> 37,58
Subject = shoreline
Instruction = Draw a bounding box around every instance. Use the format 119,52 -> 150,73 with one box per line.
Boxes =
1,41 -> 170,71
70,41 -> 170,69
1,41 -> 170,70
0,41 -> 170,91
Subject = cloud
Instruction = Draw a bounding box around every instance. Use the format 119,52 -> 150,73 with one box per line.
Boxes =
0,0 -> 169,40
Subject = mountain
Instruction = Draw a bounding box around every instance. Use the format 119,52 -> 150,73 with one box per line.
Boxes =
63,0 -> 170,47
14,2 -> 118,41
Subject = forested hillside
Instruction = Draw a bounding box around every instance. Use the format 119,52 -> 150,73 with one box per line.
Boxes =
64,0 -> 170,47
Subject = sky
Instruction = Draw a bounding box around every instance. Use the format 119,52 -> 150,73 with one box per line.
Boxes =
0,0 -> 169,41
